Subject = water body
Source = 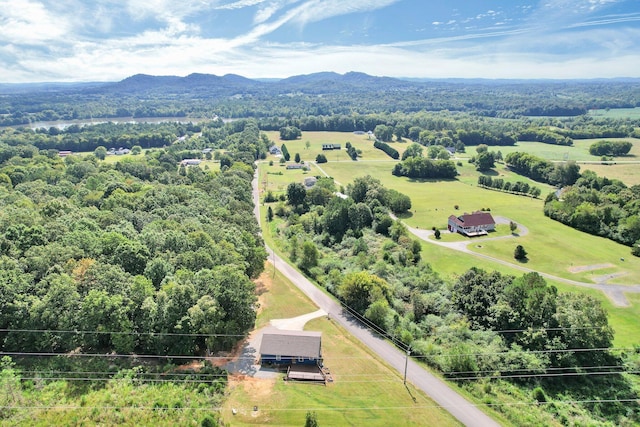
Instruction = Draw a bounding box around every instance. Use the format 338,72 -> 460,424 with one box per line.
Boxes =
26,116 -> 214,130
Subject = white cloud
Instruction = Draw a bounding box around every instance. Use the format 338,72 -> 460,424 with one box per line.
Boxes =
0,0 -> 638,82
216,0 -> 268,10
287,0 -> 400,26
0,0 -> 72,44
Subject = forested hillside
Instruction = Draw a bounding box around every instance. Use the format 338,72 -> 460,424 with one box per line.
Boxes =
2,73 -> 640,126
0,122 -> 266,425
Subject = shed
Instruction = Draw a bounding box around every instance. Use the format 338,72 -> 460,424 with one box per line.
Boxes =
448,211 -> 496,237
269,145 -> 282,155
304,176 -> 317,188
180,159 -> 202,166
260,330 -> 322,366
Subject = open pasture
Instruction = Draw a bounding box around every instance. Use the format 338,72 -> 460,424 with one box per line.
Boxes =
588,107 -> 640,119
490,137 -> 640,162
580,163 -> 640,186
318,160 -> 640,285
263,130 -> 412,162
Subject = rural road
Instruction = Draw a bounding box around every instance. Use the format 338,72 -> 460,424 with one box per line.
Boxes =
252,169 -> 499,427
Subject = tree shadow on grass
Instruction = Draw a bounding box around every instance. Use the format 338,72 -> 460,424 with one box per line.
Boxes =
396,211 -> 414,220
480,169 -> 500,177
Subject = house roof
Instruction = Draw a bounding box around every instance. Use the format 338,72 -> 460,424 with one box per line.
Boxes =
449,211 -> 495,227
260,330 -> 322,359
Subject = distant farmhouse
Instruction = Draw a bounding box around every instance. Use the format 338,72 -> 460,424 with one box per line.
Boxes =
448,211 -> 496,237
322,143 -> 341,150
58,150 -> 72,157
286,163 -> 305,170
108,147 -> 130,155
180,159 -> 202,166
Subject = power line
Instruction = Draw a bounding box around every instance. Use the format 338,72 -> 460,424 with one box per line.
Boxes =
2,399 -> 639,413
0,328 -> 246,337
446,370 -> 640,381
1,345 -> 633,361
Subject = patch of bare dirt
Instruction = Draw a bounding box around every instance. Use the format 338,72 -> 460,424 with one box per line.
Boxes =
231,375 -> 276,396
253,262 -> 274,316
568,263 -> 615,273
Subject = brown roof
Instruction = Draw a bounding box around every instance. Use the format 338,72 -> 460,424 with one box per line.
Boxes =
451,211 -> 495,227
260,330 -> 322,359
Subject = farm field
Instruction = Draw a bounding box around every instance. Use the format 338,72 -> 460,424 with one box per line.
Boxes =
588,107 -> 640,119
580,163 -> 640,186
482,137 -> 640,162
263,130 -> 412,161
221,263 -> 463,427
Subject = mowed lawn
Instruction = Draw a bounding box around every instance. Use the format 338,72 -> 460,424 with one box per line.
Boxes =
588,107 -> 640,119
221,263 -> 462,427
263,131 -> 413,162
319,160 -> 640,284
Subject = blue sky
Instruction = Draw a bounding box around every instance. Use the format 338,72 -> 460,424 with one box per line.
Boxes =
0,0 -> 639,82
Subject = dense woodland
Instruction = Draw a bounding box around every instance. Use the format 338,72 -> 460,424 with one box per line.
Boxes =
2,73 -> 640,126
545,171 -> 640,252
0,122 -> 269,425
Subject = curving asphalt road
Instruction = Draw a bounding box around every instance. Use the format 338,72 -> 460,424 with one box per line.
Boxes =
252,168 -> 499,427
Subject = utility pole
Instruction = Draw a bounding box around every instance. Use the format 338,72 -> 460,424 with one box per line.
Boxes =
403,348 -> 411,385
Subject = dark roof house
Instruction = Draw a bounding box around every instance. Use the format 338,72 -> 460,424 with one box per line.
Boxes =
448,211 -> 496,237
260,330 -> 322,366
269,145 -> 282,155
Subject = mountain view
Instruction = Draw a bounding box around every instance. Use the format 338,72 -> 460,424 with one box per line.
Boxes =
1,1 -> 640,426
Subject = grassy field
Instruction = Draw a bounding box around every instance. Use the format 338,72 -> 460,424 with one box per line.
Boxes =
481,137 -> 640,162
263,131 -> 412,162
588,107 -> 640,119
580,162 -> 640,186
314,160 -> 640,284
221,263 -> 463,427
259,132 -> 640,346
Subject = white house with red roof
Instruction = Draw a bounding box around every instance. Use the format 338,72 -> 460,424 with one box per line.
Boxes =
448,211 -> 496,237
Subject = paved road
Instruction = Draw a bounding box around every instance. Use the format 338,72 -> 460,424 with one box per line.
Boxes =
252,168 -> 499,427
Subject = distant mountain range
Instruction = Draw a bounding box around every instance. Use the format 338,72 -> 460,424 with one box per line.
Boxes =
1,72 -> 639,97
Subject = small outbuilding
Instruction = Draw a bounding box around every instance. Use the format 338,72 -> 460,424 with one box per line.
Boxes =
304,176 -> 317,188
269,145 -> 282,155
260,330 -> 322,367
448,211 -> 496,237
180,159 -> 202,166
